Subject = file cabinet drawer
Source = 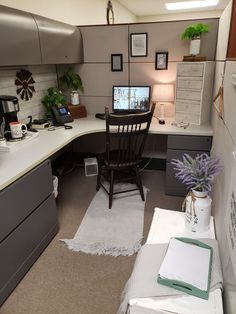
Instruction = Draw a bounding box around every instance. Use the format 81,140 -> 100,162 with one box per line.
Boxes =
0,160 -> 53,242
175,112 -> 200,125
0,195 -> 58,305
177,77 -> 203,90
177,63 -> 204,77
167,135 -> 212,151
175,100 -> 200,114
167,148 -> 209,162
176,89 -> 202,101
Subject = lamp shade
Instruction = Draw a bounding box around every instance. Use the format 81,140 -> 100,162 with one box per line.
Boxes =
152,84 -> 174,102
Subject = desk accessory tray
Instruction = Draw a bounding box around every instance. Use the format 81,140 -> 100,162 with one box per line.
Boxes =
157,237 -> 213,300
0,131 -> 39,152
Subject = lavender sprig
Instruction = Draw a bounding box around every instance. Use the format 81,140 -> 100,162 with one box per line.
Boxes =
171,153 -> 221,192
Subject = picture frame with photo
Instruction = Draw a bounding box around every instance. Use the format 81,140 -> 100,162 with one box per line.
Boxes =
111,54 -> 123,72
130,33 -> 148,57
155,52 -> 168,70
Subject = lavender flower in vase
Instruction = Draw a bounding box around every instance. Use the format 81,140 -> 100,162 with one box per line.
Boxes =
171,153 -> 221,232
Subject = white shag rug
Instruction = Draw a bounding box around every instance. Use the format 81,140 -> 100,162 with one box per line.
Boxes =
61,183 -> 147,256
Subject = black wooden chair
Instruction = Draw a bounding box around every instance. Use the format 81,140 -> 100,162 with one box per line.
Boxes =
96,104 -> 155,209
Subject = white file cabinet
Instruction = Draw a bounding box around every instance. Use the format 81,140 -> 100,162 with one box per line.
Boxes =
175,62 -> 215,125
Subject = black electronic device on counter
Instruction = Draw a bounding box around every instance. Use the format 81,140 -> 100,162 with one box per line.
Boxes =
51,105 -> 73,125
0,95 -> 20,140
95,113 -> 106,120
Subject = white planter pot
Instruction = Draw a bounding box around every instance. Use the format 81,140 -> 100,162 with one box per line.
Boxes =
71,91 -> 80,105
184,189 -> 212,232
190,38 -> 201,56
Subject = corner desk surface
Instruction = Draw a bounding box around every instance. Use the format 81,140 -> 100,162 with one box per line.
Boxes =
0,116 -> 213,191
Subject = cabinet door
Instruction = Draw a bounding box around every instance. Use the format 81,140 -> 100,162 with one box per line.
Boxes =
165,135 -> 212,196
0,195 -> 58,306
166,149 -> 209,196
0,6 -> 41,65
0,160 -> 53,242
34,14 -> 83,64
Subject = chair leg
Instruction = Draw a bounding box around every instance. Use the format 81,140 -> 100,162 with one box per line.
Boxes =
109,169 -> 114,209
135,167 -> 145,201
96,167 -> 101,191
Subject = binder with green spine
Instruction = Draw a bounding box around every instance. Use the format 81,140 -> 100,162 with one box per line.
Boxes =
157,237 -> 213,300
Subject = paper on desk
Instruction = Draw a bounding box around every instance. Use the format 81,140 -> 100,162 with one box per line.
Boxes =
0,131 -> 39,152
159,238 -> 211,291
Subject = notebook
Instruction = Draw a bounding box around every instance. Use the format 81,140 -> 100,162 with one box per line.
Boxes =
158,237 -> 213,299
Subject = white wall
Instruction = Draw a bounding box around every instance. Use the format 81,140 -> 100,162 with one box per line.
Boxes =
211,1 -> 236,313
0,0 -> 136,25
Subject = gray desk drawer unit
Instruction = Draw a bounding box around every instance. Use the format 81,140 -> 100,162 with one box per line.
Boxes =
175,62 -> 215,125
0,160 -> 58,306
165,135 -> 212,196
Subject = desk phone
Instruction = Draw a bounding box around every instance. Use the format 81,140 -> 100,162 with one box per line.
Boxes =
51,105 -> 73,125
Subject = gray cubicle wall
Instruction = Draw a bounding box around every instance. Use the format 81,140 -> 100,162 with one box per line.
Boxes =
73,18 -> 219,114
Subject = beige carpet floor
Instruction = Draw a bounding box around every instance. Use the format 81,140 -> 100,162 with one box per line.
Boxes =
0,169 -> 183,314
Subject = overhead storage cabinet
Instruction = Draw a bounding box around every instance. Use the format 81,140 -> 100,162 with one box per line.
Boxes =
34,15 -> 83,64
0,5 -> 83,66
0,5 -> 41,65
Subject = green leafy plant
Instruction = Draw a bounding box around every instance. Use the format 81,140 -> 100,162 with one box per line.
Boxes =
181,23 -> 209,40
59,67 -> 84,92
42,87 -> 66,116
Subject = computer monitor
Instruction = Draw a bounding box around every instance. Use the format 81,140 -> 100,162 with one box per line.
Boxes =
112,86 -> 151,113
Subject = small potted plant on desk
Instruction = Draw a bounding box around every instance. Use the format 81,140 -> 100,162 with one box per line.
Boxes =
59,67 -> 84,106
171,153 -> 221,232
181,23 -> 209,57
41,87 -> 66,119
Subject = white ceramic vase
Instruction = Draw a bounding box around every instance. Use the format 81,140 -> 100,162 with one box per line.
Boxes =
185,189 -> 212,232
189,38 -> 201,56
71,91 -> 80,105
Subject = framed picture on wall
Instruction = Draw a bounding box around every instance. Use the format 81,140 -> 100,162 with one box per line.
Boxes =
130,33 -> 148,57
111,54 -> 123,71
155,52 -> 168,70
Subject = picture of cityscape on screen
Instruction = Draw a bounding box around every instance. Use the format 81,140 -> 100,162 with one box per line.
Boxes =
113,86 -> 150,112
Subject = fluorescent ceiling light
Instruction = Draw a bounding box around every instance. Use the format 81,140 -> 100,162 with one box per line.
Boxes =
166,0 -> 219,10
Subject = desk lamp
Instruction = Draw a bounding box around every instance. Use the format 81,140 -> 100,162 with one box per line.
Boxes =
152,84 -> 174,124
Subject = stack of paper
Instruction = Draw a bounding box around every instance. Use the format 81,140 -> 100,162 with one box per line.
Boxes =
0,131 -> 39,152
158,237 -> 212,299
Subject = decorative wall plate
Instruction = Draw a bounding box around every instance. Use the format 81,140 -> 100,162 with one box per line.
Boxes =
15,69 -> 36,101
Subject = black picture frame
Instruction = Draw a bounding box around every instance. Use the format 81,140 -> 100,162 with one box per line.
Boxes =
155,52 -> 168,70
111,54 -> 123,71
130,33 -> 148,57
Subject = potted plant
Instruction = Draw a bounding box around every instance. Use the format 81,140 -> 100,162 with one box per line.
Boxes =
171,153 -> 221,232
42,87 -> 66,117
59,68 -> 84,105
181,23 -> 209,56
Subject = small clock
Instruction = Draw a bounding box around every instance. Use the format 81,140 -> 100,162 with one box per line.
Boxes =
106,0 -> 114,25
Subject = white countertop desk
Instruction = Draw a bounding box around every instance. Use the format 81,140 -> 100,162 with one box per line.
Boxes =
129,208 -> 223,314
0,116 -> 213,192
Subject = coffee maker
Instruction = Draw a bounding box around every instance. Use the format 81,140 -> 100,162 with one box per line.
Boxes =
0,95 -> 20,141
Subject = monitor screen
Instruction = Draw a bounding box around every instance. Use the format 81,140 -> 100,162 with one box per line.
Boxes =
112,86 -> 151,113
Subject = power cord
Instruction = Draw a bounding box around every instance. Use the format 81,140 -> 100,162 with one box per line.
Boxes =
140,158 -> 153,171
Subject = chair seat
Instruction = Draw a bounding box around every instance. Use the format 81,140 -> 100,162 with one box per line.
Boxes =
101,150 -> 142,169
